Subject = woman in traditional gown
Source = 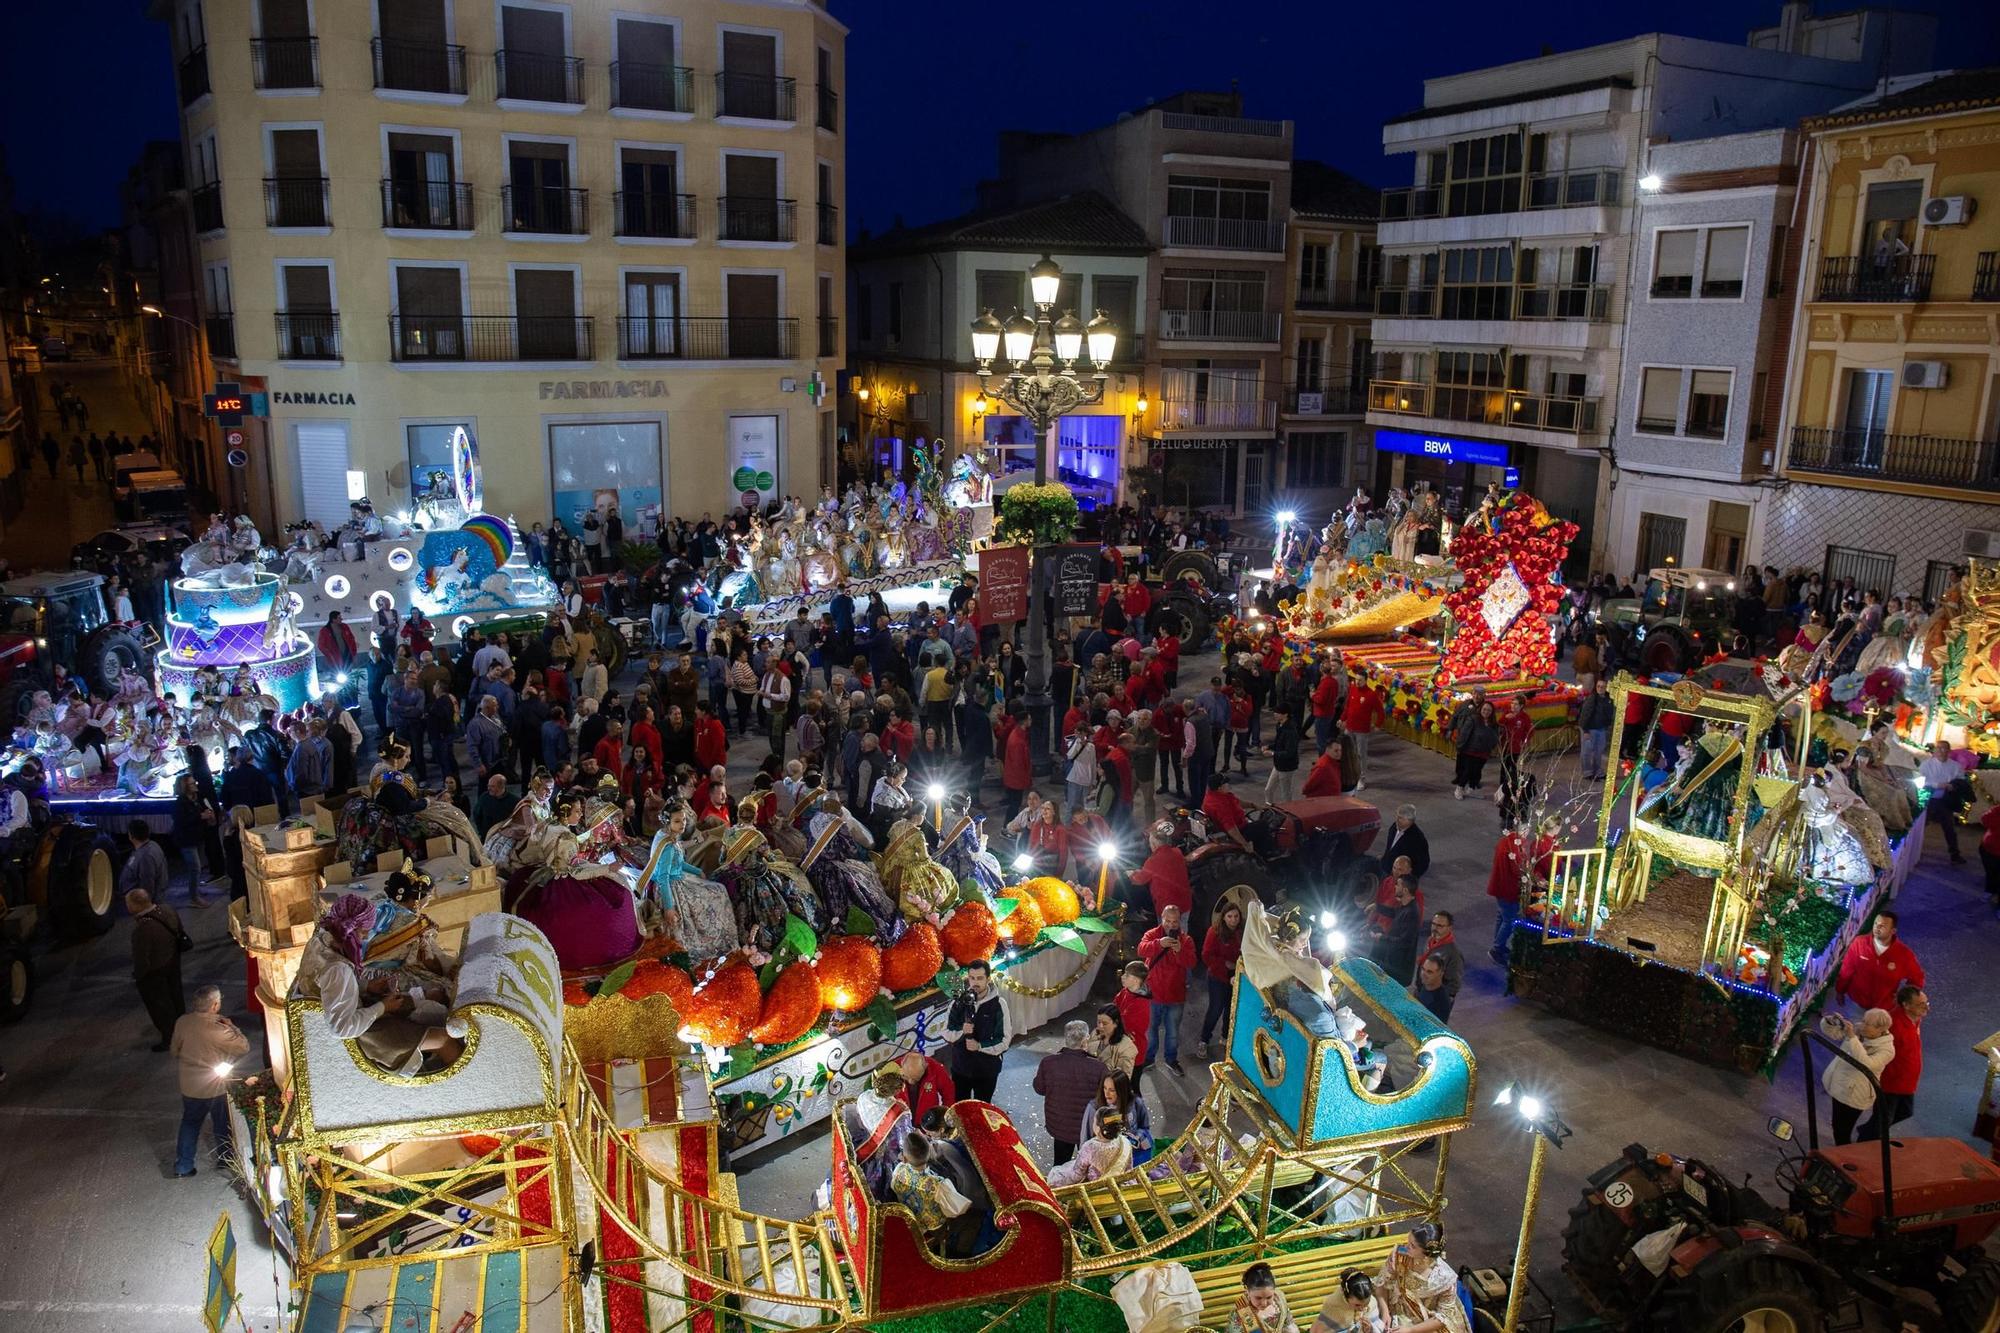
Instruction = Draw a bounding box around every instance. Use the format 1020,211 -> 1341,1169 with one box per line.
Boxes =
1799,772 -> 1881,885
936,803 -> 1004,898
291,891 -> 463,1074
638,802 -> 739,964
711,827 -> 824,952
840,1065 -> 915,1202
336,736 -> 487,872
1373,1226 -> 1471,1333
1849,744 -> 1915,834
1047,1109 -> 1133,1188
800,793 -> 902,943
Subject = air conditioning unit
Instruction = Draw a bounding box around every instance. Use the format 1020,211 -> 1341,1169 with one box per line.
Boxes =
1922,195 -> 1976,226
1902,360 -> 1949,389
1964,528 -> 2000,558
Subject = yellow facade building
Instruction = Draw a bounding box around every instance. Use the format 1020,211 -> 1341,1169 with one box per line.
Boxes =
1771,70 -> 2000,595
155,0 -> 844,537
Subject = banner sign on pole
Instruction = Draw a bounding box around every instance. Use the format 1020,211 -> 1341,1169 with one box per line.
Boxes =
1053,547 -> 1099,618
981,545 -> 1031,623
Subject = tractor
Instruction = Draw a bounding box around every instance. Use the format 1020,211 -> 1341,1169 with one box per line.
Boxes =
1144,549 -> 1239,652
0,762 -> 120,1022
1597,567 -> 1740,675
0,571 -> 155,724
1160,791 -> 1382,938
1560,1028 -> 2000,1332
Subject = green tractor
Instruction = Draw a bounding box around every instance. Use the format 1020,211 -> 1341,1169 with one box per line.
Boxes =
1598,567 -> 1740,675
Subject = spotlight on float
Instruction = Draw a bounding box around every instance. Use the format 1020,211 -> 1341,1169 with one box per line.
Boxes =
1324,929 -> 1349,954
927,784 -> 946,804
1317,910 -> 1337,929
1097,843 -> 1118,865
1277,510 -> 1296,526
335,672 -> 349,686
1013,852 -> 1034,872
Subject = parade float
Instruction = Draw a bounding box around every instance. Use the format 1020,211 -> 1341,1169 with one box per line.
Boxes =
1269,486 -> 1582,755
1507,659 -> 1928,1075
212,776 -> 1487,1333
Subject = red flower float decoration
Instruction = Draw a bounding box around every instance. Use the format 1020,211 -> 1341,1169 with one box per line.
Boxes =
1436,492 -> 1578,687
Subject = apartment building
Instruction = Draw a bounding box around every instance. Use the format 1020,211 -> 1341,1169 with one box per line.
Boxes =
1770,69 -> 2000,602
984,92 -> 1295,517
1276,161 -> 1378,517
154,0 -> 844,534
845,193 -> 1150,511
1605,129 -> 1800,577
1365,7 -> 1932,571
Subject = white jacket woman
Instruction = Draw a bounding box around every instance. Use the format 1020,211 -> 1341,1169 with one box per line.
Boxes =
1820,1009 -> 1895,1145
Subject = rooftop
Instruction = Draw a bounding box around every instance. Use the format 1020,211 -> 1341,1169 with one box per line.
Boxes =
1290,160 -> 1380,221
851,191 -> 1150,260
1807,66 -> 2000,128
1386,74 -> 1636,127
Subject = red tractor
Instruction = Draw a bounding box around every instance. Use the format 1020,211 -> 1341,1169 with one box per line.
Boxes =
1163,791 -> 1381,936
0,571 -> 154,724
1561,1029 -> 2000,1332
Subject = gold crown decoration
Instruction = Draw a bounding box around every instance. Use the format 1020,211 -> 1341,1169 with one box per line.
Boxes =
1962,559 -> 2000,607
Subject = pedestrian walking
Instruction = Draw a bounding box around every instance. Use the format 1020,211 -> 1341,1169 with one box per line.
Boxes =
1031,1021 -> 1108,1166
1264,703 -> 1301,803
170,985 -> 249,1177
128,888 -> 188,1051
1577,678 -> 1614,782
1451,699 -> 1501,798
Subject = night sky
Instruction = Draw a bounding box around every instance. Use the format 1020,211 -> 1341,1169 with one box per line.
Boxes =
2,1 -> 1994,236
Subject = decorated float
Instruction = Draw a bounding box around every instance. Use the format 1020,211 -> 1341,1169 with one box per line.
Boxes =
212,780 -> 1487,1333
1507,658 -> 1928,1074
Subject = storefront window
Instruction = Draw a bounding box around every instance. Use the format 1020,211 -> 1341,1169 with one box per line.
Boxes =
984,413 -> 1119,511
407,422 -> 469,501
1158,441 -> 1238,513
549,420 -> 665,537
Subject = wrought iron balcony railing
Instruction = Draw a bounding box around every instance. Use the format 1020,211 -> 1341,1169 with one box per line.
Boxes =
388,315 -> 594,362
1788,425 -> 2000,492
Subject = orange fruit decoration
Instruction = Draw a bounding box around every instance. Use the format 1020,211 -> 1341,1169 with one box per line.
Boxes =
458,1134 -> 504,1157
996,895 -> 1046,948
562,980 -> 592,1007
622,959 -> 695,1015
682,962 -> 762,1047
749,961 -> 824,1047
815,935 -> 884,1012
881,922 -> 944,993
939,902 -> 999,965
1020,876 -> 1082,925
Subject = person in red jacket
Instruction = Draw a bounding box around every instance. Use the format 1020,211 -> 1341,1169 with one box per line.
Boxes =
1064,805 -> 1112,886
1123,574 -> 1152,641
1835,910 -> 1926,1012
694,769 -> 734,825
883,711 -> 916,763
1154,626 -> 1182,689
1197,898 -> 1244,1058
1129,824 -> 1192,921
1488,820 -> 1554,965
891,1047 -> 956,1125
694,702 -> 729,773
1153,697 -> 1186,799
1310,668 -> 1343,754
1860,982 -> 1928,1137
1201,773 -> 1261,856
1061,701 -> 1089,742
1301,747 -> 1343,797
1116,962 -> 1151,1068
1102,735 -> 1135,832
998,706 -> 1033,819
1137,904 -> 1197,1074
593,721 -> 626,788
1340,678 -> 1383,792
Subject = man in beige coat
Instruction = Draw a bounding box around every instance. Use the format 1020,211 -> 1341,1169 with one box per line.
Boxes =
170,984 -> 249,1177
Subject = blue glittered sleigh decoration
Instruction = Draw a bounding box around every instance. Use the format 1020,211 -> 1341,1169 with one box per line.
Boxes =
416,530 -> 501,610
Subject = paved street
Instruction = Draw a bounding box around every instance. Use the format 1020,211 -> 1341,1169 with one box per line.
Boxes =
1,631 -> 1993,1330
5,358 -> 160,574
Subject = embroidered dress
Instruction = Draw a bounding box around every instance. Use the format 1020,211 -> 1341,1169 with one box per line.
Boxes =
803,811 -> 901,943
639,833 -> 739,964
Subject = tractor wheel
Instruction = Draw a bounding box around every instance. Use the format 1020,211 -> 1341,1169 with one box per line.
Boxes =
1159,550 -> 1221,592
79,626 -> 148,697
1678,1256 -> 1824,1333
1944,1255 -> 2000,1333
1152,590 -> 1212,649
0,941 -> 30,1024
47,825 -> 117,941
1640,625 -> 1695,675
584,612 -> 627,678
1190,852 -> 1275,939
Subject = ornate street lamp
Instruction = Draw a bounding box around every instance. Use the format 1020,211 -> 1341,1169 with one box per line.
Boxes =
968,255 -> 1119,771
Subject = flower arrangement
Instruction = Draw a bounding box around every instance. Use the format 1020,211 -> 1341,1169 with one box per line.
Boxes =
1435,492 -> 1577,686
994,482 -> 1080,548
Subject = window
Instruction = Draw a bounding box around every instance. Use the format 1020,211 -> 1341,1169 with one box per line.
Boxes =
1652,230 -> 1696,298
1091,275 -> 1136,349
1701,227 -> 1749,298
975,270 -> 1022,319
613,17 -> 683,113
887,281 -> 903,343
1356,243 -> 1380,292
386,130 -> 462,229
1840,369 -> 1894,467
549,422 -> 665,533
393,264 -> 462,358
624,271 -> 681,356
407,422 -> 470,498
855,283 -> 872,341
1636,513 -> 1687,572
515,267 -> 580,358
1439,246 -> 1513,319
1161,268 -> 1267,313
1166,175 -> 1272,221
1285,431 -> 1345,489
497,3 -> 575,103
1637,368 -> 1681,433
1445,131 -> 1525,216
721,153 -> 785,241
618,146 -> 683,238
277,263 -> 336,359
1294,337 -> 1324,391
724,272 -> 782,357
1862,181 -> 1922,259
506,138 -> 577,234
719,28 -> 783,120
816,45 -> 836,131
1299,241 -> 1330,297
204,262 -> 232,315
1686,370 -> 1731,439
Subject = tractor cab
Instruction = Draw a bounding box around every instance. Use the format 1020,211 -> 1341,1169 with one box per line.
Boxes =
0,572 -> 152,712
1599,566 -> 1738,673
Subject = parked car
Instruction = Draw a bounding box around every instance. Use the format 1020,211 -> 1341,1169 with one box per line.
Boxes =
70,524 -> 191,574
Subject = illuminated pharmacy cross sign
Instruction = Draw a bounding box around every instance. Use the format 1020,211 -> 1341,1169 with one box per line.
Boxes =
202,382 -> 247,427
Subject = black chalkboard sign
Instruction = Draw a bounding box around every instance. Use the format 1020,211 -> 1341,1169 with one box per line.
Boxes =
1054,548 -> 1098,617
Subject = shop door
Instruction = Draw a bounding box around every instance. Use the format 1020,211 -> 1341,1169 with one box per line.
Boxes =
293,420 -> 351,529
1241,446 -> 1267,513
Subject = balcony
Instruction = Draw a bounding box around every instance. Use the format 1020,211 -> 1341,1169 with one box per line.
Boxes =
1157,398 -> 1278,432
178,45 -> 210,105
1157,309 -> 1281,343
618,316 -> 798,361
1380,187 -> 1441,222
250,36 -> 319,90
715,71 -> 796,122
1816,254 -> 1935,303
610,61 -> 692,114
372,38 -> 467,96
818,86 -> 838,132
1283,387 -> 1365,416
1373,286 -> 1434,318
1512,283 -> 1612,322
1975,252 -> 1999,301
191,182 -> 223,233
614,190 -> 695,240
818,315 -> 837,358
264,176 -> 329,228
1159,111 -> 1283,137
274,312 -> 340,361
719,196 -> 796,243
1295,280 -> 1374,312
1162,215 -> 1285,252
496,48 -> 583,104
817,202 -> 838,246
1526,168 -> 1621,210
1369,379 -> 1600,435
381,178 -> 473,231
388,314 -> 594,363
503,184 -> 588,236
205,314 -> 236,360
1788,425 -> 2000,492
